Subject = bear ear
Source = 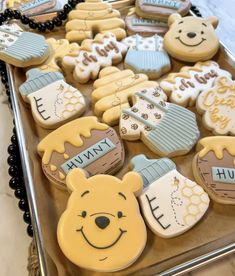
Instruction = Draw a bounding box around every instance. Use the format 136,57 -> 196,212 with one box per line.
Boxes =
168,13 -> 182,26
66,168 -> 88,192
205,16 -> 219,29
122,172 -> 143,196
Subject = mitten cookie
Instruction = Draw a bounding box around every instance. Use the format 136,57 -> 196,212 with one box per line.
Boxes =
120,87 -> 200,157
196,76 -> 235,135
19,69 -> 86,129
130,154 -> 210,238
65,0 -> 126,43
57,168 -> 146,272
160,61 -> 231,107
37,117 -> 125,188
0,24 -> 49,67
193,136 -> 235,205
92,66 -> 161,125
62,33 -> 127,84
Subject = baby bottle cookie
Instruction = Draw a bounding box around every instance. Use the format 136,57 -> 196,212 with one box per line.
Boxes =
92,66 -> 161,125
19,69 -> 86,129
122,34 -> 171,79
37,117 -> 125,188
197,76 -> 235,135
130,154 -> 210,238
193,137 -> 235,205
0,24 -> 49,67
65,0 -> 126,43
62,33 -> 127,84
57,168 -> 147,272
120,87 -> 200,157
160,61 -> 232,107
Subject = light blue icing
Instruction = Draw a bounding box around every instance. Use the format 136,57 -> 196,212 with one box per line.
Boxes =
212,167 -> 235,184
19,69 -> 64,96
4,32 -> 49,63
20,0 -> 51,12
130,154 -> 176,187
132,18 -> 168,27
61,138 -> 116,173
146,103 -> 200,156
143,0 -> 181,9
124,49 -> 170,74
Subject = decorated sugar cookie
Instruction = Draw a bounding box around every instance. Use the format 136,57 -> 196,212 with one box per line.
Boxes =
160,61 -> 231,107
130,154 -> 210,238
57,168 -> 147,272
0,24 -> 49,67
92,66 -> 161,125
120,87 -> 200,157
62,33 -> 127,84
197,76 -> 235,135
164,14 -> 219,62
19,0 -> 56,16
122,34 -> 171,79
65,0 -> 126,42
19,69 -> 86,129
125,8 -> 168,36
193,137 -> 235,205
37,117 -> 125,188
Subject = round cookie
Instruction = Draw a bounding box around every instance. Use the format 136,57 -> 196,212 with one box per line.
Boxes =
57,168 -> 147,272
193,136 -> 235,205
135,0 -> 191,21
163,14 -> 219,62
37,117 -> 125,189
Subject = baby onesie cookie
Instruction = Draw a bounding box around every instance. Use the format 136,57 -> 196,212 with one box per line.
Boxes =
19,69 -> 86,129
193,136 -> 235,205
0,24 -> 49,67
164,14 -> 219,62
38,38 -> 80,72
92,66 -> 161,125
120,87 -> 200,157
57,168 -> 147,272
160,61 -> 231,107
130,154 -> 209,238
125,8 -> 168,36
19,0 -> 56,16
65,0 -> 126,43
197,76 -> 235,135
135,0 -> 191,21
122,34 -> 171,79
62,33 -> 127,84
37,117 -> 125,188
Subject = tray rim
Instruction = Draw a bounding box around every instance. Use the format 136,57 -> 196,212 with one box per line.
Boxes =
6,13 -> 235,276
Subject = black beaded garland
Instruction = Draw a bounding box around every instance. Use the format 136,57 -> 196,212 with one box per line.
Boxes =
27,224 -> 34,237
23,211 -> 31,224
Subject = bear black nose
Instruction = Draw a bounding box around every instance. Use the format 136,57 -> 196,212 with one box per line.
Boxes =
187,32 -> 197,38
95,216 -> 110,229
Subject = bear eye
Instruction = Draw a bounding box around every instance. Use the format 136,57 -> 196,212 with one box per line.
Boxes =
117,211 -> 125,218
178,29 -> 182,33
78,211 -> 87,218
201,31 -> 204,35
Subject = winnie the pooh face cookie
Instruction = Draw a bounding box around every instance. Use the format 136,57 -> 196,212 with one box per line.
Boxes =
164,14 -> 219,62
57,169 -> 147,272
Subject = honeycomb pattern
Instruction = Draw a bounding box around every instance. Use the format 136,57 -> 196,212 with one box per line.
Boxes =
181,180 -> 209,226
62,88 -> 84,119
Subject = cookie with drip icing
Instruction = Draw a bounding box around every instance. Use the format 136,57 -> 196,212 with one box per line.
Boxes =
130,154 -> 210,238
37,117 -> 125,188
65,0 -> 126,43
193,136 -> 235,205
120,87 -> 200,157
92,66 -> 161,125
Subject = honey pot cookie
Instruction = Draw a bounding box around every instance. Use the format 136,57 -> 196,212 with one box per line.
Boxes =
37,117 -> 125,188
193,136 -> 235,205
130,154 -> 210,238
196,76 -> 235,135
57,168 -> 147,272
92,66 -> 160,125
120,87 -> 200,157
164,14 -> 219,62
65,0 -> 126,43
160,61 -> 231,107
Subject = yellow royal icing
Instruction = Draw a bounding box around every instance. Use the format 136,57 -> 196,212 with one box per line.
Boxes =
50,165 -> 57,172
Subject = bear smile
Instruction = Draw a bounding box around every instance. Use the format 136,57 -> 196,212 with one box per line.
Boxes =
77,226 -> 127,249
175,37 -> 206,47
